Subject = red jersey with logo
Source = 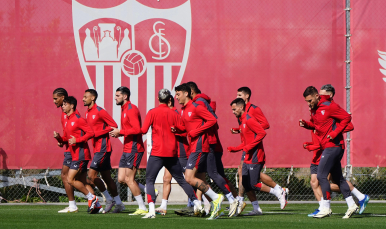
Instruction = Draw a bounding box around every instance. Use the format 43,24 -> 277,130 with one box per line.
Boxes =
192,94 -> 218,145
120,101 -> 144,153
61,110 -> 80,150
60,112 -> 94,161
173,107 -> 190,159
233,102 -> 270,132
177,100 -> 217,154
303,131 -> 323,165
85,104 -> 118,153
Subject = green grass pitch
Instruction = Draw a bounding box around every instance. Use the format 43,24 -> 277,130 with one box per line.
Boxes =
0,203 -> 385,229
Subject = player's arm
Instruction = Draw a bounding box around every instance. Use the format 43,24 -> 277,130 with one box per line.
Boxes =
76,118 -> 95,143
342,121 -> 354,133
227,140 -> 244,153
243,118 -> 266,152
299,118 -> 315,130
252,107 -> 270,129
93,109 -> 118,137
119,109 -> 142,136
328,104 -> 351,139
188,106 -> 217,138
140,110 -> 153,134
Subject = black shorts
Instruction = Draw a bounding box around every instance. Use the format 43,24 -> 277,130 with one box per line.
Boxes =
310,164 -> 318,175
241,151 -> 246,162
186,152 -> 207,173
119,152 -> 144,169
63,152 -> 72,167
90,152 -> 112,172
70,160 -> 89,172
179,157 -> 188,172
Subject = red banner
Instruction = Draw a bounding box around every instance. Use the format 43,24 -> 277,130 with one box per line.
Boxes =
0,0 -> 345,169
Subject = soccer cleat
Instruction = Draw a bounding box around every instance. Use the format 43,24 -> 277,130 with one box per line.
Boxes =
358,195 -> 370,214
235,201 -> 247,216
174,206 -> 194,216
155,189 -> 159,201
112,204 -> 125,213
207,209 -> 224,220
243,208 -> 263,216
88,196 -> 98,212
278,189 -> 288,209
129,209 -> 148,215
58,207 -> 78,213
89,205 -> 103,214
155,207 -> 167,215
194,205 -> 206,217
104,200 -> 116,213
283,187 -> 289,202
142,212 -> 155,219
313,208 -> 332,218
204,203 -> 212,216
211,194 -> 224,218
308,209 -> 320,217
342,204 -> 359,219
228,199 -> 239,217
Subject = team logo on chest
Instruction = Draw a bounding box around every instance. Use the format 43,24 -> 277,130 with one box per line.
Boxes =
321,110 -> 325,115
71,122 -> 75,126
243,124 -> 246,128
92,115 -> 96,119
188,112 -> 192,117
86,113 -> 88,118
124,113 -> 126,118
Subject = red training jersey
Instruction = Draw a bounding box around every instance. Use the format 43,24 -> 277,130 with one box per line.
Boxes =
173,107 -> 190,159
85,104 -> 118,153
61,110 -> 80,151
193,93 -> 218,145
233,102 -> 270,132
303,131 -> 323,165
120,101 -> 144,153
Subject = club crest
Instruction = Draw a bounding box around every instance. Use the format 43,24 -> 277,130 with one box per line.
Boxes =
188,112 -> 192,117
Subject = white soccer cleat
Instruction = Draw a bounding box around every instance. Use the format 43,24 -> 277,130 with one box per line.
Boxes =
194,205 -> 206,217
342,204 -> 359,219
58,206 -> 78,213
142,212 -> 156,219
204,203 -> 212,216
243,208 -> 263,216
313,208 -> 332,218
104,200 -> 116,213
112,203 -> 125,213
235,201 -> 247,216
228,199 -> 239,217
278,189 -> 288,209
155,207 -> 167,215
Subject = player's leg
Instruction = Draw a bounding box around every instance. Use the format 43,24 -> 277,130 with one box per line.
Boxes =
259,174 -> 287,209
126,166 -> 148,214
308,164 -> 323,217
100,169 -> 124,213
244,164 -> 264,216
156,168 -> 172,215
214,152 -> 238,197
58,156 -> 77,213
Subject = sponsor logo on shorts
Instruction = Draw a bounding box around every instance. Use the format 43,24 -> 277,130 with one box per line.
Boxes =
250,167 -> 254,170
67,161 -> 71,164
94,162 -> 97,165
183,167 -> 186,170
127,162 -> 130,165
189,163 -> 192,166
74,164 -> 78,167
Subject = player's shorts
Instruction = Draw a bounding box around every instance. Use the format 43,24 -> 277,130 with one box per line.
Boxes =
310,164 -> 318,175
70,160 -> 89,172
186,152 -> 208,173
119,152 -> 144,169
241,151 -> 246,162
90,152 -> 112,172
63,152 -> 72,167
178,157 -> 188,172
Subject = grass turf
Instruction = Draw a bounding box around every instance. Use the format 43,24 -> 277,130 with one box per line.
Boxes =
0,203 -> 384,229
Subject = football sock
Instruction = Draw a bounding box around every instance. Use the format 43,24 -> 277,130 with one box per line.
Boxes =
226,193 -> 235,204
69,200 -> 77,208
114,195 -> 122,205
160,199 -> 168,210
193,200 -> 201,208
345,196 -> 356,207
269,188 -> 281,198
239,196 -> 244,203
86,192 -> 94,200
102,190 -> 113,201
251,201 -> 260,211
138,183 -> 146,193
351,188 -> 365,201
149,202 -> 155,214
202,195 -> 210,205
318,197 -> 323,210
134,195 -> 147,210
205,188 -> 219,201
273,184 -> 282,192
323,199 -> 331,209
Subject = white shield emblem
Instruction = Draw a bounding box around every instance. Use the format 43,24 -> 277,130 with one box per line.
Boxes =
73,0 -> 192,143
71,122 -> 75,126
243,124 -> 246,128
92,115 -> 96,119
85,113 -> 88,118
321,110 -> 325,115
188,112 -> 192,117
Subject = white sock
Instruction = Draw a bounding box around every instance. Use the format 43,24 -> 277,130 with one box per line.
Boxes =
160,199 -> 168,210
86,192 -> 94,200
351,188 -> 365,201
251,200 -> 260,211
114,195 -> 122,205
273,184 -> 282,192
323,199 -> 331,209
269,188 -> 281,198
134,195 -> 147,210
138,183 -> 146,193
149,202 -> 155,214
193,200 -> 201,208
198,200 -> 202,206
205,188 -> 219,201
102,190 -> 113,201
345,196 -> 355,207
239,196 -> 244,203
202,195 -> 210,205
69,200 -> 76,209
318,197 -> 323,210
226,193 -> 235,204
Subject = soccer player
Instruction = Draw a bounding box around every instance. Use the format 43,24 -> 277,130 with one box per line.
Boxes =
53,96 -> 102,214
230,87 -> 287,213
140,89 -> 204,219
52,88 -> 95,213
186,82 -> 238,217
172,83 -> 224,220
300,86 -> 358,218
109,86 -> 148,216
229,98 -> 267,215
83,89 -> 125,213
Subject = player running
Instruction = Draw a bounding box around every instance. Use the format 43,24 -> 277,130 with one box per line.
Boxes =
109,86 -> 147,216
140,89 -> 204,219
172,83 -> 224,220
300,86 -> 358,219
53,96 -> 102,214
83,89 -> 125,213
52,88 -> 95,213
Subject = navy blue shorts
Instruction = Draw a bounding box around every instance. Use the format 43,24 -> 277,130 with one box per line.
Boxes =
310,164 -> 318,175
186,152 -> 207,173
119,152 -> 144,169
90,152 -> 112,172
179,157 -> 188,172
241,151 -> 246,162
63,152 -> 72,167
70,160 -> 89,172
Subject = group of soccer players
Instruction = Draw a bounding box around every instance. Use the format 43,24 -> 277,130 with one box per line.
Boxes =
51,82 -> 368,219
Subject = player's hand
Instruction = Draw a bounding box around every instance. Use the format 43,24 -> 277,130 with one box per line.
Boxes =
230,128 -> 240,134
53,131 -> 61,139
327,135 -> 333,140
58,142 -> 64,148
303,143 -> 308,149
171,127 -> 176,133
68,135 -> 76,145
109,127 -> 120,138
299,119 -> 305,127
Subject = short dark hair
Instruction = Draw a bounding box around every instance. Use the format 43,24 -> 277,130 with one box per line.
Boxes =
63,96 -> 77,110
186,81 -> 201,94
320,84 -> 335,97
230,98 -> 245,109
175,83 -> 191,98
303,86 -> 318,97
85,89 -> 98,101
116,86 -> 131,99
168,95 -> 175,107
237,87 -> 251,98
53,88 -> 68,98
